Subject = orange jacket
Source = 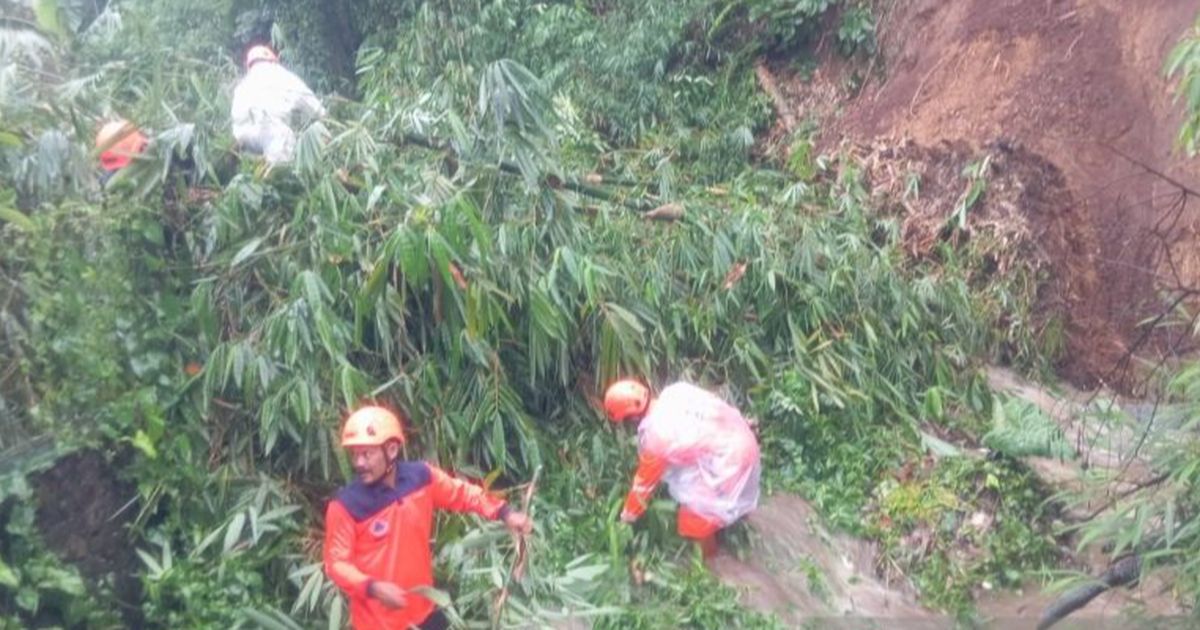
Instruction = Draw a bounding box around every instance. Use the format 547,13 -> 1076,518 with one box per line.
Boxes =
323,461 -> 508,629
622,452 -> 668,519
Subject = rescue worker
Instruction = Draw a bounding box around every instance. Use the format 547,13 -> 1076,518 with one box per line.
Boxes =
95,118 -> 148,184
323,406 -> 533,630
604,379 -> 761,559
230,44 -> 325,165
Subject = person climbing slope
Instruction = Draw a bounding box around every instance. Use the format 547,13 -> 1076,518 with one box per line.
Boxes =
230,44 -> 325,165
323,406 -> 533,629
603,379 -> 761,559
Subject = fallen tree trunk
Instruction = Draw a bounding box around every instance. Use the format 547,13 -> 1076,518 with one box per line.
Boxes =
754,59 -> 796,133
1037,554 -> 1142,630
398,132 -> 656,212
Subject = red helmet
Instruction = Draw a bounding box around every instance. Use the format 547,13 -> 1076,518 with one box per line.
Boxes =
341,406 -> 405,447
245,44 -> 278,69
603,380 -> 651,422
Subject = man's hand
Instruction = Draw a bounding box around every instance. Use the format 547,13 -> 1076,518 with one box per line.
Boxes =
503,510 -> 534,536
619,509 -> 638,524
367,580 -> 407,609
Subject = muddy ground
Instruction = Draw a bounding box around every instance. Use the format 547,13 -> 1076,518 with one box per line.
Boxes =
31,449 -> 142,626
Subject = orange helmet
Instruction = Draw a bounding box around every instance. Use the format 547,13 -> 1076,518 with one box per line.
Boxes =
340,406 -> 405,447
95,119 -> 147,172
603,380 -> 651,422
245,44 -> 278,69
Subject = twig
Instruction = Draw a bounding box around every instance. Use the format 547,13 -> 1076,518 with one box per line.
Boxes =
1067,145 -> 1200,401
909,56 -> 948,116
1102,143 -> 1200,199
492,466 -> 541,626
1064,32 -> 1085,61
1082,471 -> 1171,522
211,397 -> 244,411
107,494 -> 140,523
512,466 -> 539,581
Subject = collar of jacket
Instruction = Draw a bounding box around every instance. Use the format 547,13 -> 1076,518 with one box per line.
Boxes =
335,461 -> 432,521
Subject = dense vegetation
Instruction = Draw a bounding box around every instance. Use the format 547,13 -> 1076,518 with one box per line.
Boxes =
2,0 -> 1197,627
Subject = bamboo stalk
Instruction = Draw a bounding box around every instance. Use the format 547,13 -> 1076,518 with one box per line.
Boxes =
398,132 -> 653,211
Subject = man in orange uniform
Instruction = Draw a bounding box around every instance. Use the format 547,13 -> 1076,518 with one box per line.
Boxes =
604,380 -> 761,558
323,406 -> 533,629
95,119 -> 148,184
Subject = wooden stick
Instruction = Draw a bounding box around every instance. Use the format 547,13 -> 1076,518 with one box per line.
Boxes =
754,58 -> 795,133
492,466 -> 541,625
512,466 -> 540,580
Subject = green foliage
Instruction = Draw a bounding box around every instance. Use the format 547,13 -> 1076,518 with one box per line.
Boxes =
135,477 -> 306,628
837,4 -> 877,57
951,155 -> 991,232
871,456 -> 1060,618
1,200 -> 185,449
1167,16 -> 1200,156
712,0 -> 834,56
982,396 -> 1074,459
1070,362 -> 1200,610
758,366 -> 907,532
0,470 -> 123,628
352,0 -> 831,180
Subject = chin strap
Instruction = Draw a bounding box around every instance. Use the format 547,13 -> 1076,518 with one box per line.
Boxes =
382,442 -> 403,478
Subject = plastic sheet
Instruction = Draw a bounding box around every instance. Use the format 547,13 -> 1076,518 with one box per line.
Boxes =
638,382 -> 761,525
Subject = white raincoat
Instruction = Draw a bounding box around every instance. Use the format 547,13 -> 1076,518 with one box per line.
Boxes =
231,62 -> 325,164
627,382 -> 761,525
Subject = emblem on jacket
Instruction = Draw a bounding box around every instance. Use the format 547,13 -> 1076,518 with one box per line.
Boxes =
370,518 -> 388,537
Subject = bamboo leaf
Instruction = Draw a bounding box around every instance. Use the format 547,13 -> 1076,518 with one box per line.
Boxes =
241,607 -> 304,630
136,549 -> 162,577
0,557 -> 17,588
0,207 -> 35,231
194,524 -> 225,558
328,595 -> 344,630
223,512 -> 246,554
410,586 -> 454,609
231,237 -> 264,267
33,0 -> 64,39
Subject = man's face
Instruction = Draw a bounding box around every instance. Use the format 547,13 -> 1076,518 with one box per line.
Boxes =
620,412 -> 645,426
623,403 -> 649,425
348,443 -> 398,484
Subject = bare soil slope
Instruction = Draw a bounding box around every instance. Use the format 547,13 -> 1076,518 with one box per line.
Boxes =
829,0 -> 1200,386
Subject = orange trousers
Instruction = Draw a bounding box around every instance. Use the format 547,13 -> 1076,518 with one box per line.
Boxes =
677,505 -> 722,539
